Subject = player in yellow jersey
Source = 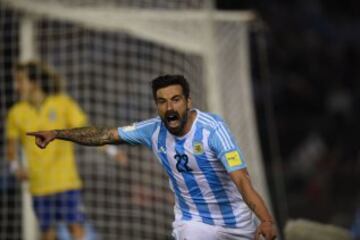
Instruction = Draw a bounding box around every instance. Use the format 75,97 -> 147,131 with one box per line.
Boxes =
5,61 -> 88,240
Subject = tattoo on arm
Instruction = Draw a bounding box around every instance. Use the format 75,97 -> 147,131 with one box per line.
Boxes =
55,127 -> 120,146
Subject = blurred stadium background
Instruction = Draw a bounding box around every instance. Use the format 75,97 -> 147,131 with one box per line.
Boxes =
0,0 -> 359,239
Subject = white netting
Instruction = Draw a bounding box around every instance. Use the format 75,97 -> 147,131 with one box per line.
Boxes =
0,1 -> 265,239
9,0 -> 211,9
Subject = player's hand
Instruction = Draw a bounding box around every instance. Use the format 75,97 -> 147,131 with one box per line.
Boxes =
27,130 -> 57,149
114,150 -> 128,167
15,168 -> 29,182
255,221 -> 277,240
104,146 -> 129,167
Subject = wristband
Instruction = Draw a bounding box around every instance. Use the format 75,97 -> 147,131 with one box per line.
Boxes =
105,145 -> 118,158
9,161 -> 19,173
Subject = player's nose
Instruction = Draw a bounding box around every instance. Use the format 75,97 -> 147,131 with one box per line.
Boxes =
166,102 -> 174,110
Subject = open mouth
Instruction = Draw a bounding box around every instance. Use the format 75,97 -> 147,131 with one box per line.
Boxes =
165,113 -> 180,127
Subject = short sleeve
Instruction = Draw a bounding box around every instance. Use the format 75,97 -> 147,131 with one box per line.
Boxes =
65,96 -> 88,128
6,107 -> 20,140
118,118 -> 159,149
209,121 -> 247,172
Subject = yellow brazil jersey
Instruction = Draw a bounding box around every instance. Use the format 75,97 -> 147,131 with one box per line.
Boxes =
6,94 -> 87,196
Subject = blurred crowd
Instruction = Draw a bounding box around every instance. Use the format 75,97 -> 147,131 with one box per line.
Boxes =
226,0 -> 360,235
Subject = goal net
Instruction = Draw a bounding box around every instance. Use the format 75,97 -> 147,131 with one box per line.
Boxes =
0,0 -> 269,239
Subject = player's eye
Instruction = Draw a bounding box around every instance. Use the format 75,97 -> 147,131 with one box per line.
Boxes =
157,99 -> 166,104
173,97 -> 180,102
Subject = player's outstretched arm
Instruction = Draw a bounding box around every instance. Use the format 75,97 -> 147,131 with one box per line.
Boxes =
27,127 -> 123,149
230,169 -> 277,240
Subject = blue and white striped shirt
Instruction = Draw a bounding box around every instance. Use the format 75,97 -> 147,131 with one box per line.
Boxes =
118,109 -> 254,228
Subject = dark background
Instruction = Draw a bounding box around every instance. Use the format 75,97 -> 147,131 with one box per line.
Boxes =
217,0 -> 360,236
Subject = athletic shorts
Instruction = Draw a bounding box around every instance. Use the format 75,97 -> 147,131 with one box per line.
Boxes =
172,220 -> 256,240
32,190 -> 85,232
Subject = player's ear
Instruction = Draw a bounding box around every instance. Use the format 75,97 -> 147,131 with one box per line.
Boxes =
187,97 -> 192,109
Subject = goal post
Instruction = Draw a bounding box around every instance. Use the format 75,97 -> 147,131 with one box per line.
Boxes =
18,14 -> 40,240
0,0 -> 271,239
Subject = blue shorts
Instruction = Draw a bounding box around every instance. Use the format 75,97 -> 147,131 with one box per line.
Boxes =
33,190 -> 85,232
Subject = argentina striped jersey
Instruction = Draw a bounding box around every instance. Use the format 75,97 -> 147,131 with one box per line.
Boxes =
118,109 -> 255,228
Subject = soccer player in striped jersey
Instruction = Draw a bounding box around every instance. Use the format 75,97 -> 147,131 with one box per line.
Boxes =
28,75 -> 277,240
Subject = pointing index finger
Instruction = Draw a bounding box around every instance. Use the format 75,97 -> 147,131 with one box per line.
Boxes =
26,132 -> 39,136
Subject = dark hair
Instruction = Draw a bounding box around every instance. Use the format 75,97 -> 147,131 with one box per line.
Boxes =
15,61 -> 62,94
151,74 -> 190,100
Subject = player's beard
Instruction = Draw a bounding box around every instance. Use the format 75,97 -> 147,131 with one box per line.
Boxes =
162,108 -> 189,136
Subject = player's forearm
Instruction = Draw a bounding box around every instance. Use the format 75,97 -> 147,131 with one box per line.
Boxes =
231,170 -> 274,223
6,139 -> 21,173
240,185 -> 274,223
6,139 -> 17,161
55,127 -> 120,146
